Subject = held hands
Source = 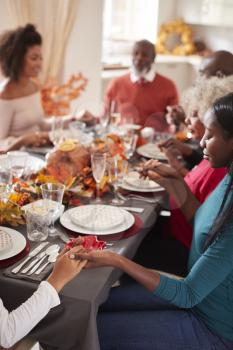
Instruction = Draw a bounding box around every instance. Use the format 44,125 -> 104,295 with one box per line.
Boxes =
21,131 -> 50,147
72,249 -> 118,269
158,138 -> 193,157
47,245 -> 87,293
137,159 -> 183,190
65,236 -> 118,269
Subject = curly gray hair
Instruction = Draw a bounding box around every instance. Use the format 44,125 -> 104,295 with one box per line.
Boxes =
181,75 -> 233,120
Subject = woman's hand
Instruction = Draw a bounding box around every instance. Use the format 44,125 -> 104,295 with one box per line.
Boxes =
47,245 -> 87,293
22,131 -> 50,147
158,138 -> 192,157
163,147 -> 188,177
73,249 -> 119,269
138,159 -> 182,190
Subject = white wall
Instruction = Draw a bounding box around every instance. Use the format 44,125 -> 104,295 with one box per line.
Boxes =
63,0 -> 103,114
157,0 -> 178,28
177,0 -> 233,52
191,25 -> 233,52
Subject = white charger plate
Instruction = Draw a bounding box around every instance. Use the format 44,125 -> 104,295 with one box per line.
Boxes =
70,205 -> 124,231
60,206 -> 135,235
0,227 -> 26,260
137,143 -> 167,160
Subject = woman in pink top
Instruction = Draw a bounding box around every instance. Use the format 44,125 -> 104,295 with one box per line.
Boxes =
0,24 -> 50,152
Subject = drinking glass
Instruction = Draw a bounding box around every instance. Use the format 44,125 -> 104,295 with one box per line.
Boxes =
25,202 -> 49,241
123,131 -> 138,160
91,152 -> 106,203
109,100 -> 121,127
0,155 -> 12,203
40,183 -> 65,237
49,116 -> 65,147
108,158 -> 128,205
69,120 -> 86,139
7,151 -> 28,179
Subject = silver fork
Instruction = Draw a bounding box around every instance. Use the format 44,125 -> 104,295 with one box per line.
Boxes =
117,192 -> 157,204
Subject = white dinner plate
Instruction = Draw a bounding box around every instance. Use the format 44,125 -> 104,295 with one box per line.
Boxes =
120,182 -> 164,193
121,124 -> 141,131
25,146 -> 52,155
60,206 -> 135,235
124,172 -> 160,190
27,155 -> 45,172
69,205 -> 125,231
137,143 -> 167,160
0,227 -> 26,260
49,130 -> 93,146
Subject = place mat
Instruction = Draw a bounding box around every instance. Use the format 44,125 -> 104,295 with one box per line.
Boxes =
3,243 -> 64,283
0,241 -> 30,268
62,214 -> 142,242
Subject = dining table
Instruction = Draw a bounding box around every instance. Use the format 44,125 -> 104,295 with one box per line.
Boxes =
0,151 -> 165,350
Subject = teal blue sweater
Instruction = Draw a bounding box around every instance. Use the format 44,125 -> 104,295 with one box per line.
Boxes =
154,174 -> 233,341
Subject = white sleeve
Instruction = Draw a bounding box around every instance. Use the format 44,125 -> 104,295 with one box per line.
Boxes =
0,281 -> 60,348
0,100 -> 14,140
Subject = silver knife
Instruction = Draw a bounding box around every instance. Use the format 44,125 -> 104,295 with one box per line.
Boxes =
120,207 -> 144,213
11,241 -> 49,274
21,251 -> 47,274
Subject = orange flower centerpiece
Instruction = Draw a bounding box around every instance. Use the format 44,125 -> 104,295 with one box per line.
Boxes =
41,73 -> 88,116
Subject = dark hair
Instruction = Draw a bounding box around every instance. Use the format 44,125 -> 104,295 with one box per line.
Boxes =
0,23 -> 42,81
204,92 -> 233,250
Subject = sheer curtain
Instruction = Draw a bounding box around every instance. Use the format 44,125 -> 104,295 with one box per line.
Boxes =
6,0 -> 79,82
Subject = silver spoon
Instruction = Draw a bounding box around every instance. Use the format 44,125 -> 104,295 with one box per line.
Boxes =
26,244 -> 60,275
35,252 -> 59,275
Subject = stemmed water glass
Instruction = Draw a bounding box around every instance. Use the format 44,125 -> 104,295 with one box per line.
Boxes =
0,155 -> 12,203
91,152 -> 107,203
49,116 -> 65,147
40,183 -> 65,237
109,100 -> 121,129
108,158 -> 128,205
122,131 -> 138,160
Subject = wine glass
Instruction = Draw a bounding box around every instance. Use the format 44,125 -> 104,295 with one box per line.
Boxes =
91,152 -> 106,203
108,158 -> 128,205
109,100 -> 121,128
49,116 -> 65,147
7,151 -> 28,179
0,155 -> 12,203
123,131 -> 138,160
40,183 -> 65,237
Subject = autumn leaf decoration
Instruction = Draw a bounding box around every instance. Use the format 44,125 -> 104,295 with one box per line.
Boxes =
41,73 -> 88,116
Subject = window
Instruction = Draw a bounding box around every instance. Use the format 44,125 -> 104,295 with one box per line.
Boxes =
102,0 -> 159,66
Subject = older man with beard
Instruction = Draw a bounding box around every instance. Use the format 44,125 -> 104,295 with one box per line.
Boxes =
105,39 -> 179,131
